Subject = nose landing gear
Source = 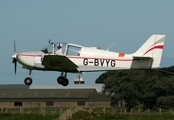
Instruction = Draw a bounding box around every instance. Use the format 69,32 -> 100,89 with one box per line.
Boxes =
24,70 -> 32,86
24,77 -> 32,85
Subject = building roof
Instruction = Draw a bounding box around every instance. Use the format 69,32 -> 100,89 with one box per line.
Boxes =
0,89 -> 96,99
0,84 -> 104,92
30,84 -> 104,92
0,84 -> 109,102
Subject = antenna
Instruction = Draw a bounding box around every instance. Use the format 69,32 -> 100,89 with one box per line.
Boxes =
48,39 -> 53,44
106,41 -> 116,51
48,39 -> 51,44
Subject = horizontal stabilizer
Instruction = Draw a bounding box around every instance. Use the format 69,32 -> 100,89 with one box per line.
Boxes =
132,56 -> 153,69
133,56 -> 152,60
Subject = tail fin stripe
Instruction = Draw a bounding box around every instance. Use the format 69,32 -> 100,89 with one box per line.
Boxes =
143,45 -> 164,56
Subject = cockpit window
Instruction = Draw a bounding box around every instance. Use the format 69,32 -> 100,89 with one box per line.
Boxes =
41,42 -> 67,54
55,43 -> 66,55
67,45 -> 81,56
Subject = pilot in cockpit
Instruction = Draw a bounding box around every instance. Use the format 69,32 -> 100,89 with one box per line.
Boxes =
56,43 -> 63,55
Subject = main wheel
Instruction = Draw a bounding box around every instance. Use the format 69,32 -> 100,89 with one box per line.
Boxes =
24,77 -> 32,86
57,76 -> 65,84
62,79 -> 69,86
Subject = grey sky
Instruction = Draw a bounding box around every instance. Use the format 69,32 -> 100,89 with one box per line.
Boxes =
0,1 -> 174,85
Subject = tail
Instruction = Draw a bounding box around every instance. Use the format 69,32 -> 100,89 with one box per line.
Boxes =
133,34 -> 166,68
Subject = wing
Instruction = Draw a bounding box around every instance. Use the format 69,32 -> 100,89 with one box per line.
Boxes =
42,55 -> 78,72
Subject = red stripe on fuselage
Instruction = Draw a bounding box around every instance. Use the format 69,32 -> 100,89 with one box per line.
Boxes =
17,54 -> 42,57
17,54 -> 133,62
67,56 -> 132,61
143,45 -> 163,56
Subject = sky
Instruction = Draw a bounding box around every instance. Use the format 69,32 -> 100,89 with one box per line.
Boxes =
0,1 -> 174,85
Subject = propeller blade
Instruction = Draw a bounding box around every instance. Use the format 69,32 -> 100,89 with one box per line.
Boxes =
12,58 -> 17,74
12,40 -> 17,74
12,57 -> 16,63
14,40 -> 16,54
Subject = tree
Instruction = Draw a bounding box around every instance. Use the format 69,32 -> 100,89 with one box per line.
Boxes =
103,70 -> 145,111
96,66 -> 174,111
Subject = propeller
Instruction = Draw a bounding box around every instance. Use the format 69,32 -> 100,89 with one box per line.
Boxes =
12,40 -> 17,74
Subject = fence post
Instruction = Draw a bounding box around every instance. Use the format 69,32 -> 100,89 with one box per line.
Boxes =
88,107 -> 93,114
148,108 -> 150,114
65,109 -> 68,119
159,108 -> 161,116
102,107 -> 105,116
124,108 -> 127,115
69,108 -> 72,119
138,108 -> 140,114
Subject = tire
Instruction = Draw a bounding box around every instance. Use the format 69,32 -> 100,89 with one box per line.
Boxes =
62,79 -> 69,86
24,77 -> 32,86
57,76 -> 65,84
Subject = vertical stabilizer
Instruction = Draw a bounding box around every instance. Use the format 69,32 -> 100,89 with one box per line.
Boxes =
134,35 -> 166,68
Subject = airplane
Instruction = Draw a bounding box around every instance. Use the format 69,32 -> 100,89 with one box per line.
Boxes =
11,34 -> 166,86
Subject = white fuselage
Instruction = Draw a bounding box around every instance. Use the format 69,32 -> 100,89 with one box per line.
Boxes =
16,47 -> 150,73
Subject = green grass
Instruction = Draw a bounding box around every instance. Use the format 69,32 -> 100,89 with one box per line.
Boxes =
1,113 -> 174,120
1,107 -> 174,120
68,108 -> 174,120
91,114 -> 174,120
0,107 -> 67,120
0,113 -> 58,120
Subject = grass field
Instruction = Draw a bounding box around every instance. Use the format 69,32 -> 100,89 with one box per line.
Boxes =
0,113 -> 174,120
0,107 -> 174,120
0,113 -> 58,120
91,114 -> 174,120
0,107 -> 63,120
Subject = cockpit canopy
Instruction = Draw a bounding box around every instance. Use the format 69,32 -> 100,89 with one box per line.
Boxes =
41,42 -> 82,56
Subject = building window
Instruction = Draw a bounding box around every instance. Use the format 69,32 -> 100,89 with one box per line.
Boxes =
46,101 -> 54,106
14,102 -> 22,106
77,101 -> 85,106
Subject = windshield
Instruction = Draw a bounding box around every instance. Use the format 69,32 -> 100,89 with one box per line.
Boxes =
41,44 -> 52,53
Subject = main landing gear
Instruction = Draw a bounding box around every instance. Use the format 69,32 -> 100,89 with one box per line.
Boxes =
57,72 -> 69,86
24,70 -> 69,86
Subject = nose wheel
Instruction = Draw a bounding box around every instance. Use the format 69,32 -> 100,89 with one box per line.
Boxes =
24,77 -> 32,85
57,72 -> 69,86
24,70 -> 33,86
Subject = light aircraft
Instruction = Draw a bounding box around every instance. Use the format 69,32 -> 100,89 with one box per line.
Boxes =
11,35 -> 166,86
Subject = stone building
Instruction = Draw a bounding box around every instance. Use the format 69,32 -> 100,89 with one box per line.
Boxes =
0,84 -> 111,108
